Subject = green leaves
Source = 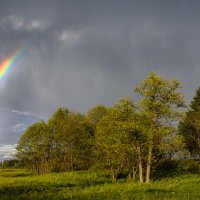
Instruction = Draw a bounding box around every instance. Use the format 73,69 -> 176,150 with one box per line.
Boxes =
95,97 -> 137,180
16,107 -> 94,174
135,72 -> 185,125
135,72 -> 186,182
179,108 -> 200,158
15,72 -> 190,182
87,105 -> 108,126
16,121 -> 49,174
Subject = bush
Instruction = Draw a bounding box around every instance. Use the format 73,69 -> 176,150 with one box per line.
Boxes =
154,159 -> 200,179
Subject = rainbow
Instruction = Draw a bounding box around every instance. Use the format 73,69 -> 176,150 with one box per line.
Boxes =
0,44 -> 27,80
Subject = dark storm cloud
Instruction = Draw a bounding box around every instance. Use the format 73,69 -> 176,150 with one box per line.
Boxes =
1,0 -> 200,159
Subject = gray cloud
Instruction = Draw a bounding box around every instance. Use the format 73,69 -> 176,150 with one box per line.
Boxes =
0,15 -> 51,32
0,0 -> 200,159
0,144 -> 16,160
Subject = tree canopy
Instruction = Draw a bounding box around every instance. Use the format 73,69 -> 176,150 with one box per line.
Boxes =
179,87 -> 200,158
15,72 -> 199,183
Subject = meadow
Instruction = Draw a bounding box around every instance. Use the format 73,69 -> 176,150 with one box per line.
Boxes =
0,169 -> 199,200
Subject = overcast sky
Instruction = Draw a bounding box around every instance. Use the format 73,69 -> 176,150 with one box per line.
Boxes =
0,0 -> 200,160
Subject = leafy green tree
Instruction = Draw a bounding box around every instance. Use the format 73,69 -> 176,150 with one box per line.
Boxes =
179,87 -> 200,158
47,107 -> 69,171
95,97 -> 137,182
86,105 -> 108,167
135,72 -> 185,182
190,87 -> 200,111
129,111 -> 149,183
48,108 -> 93,171
87,105 -> 108,126
16,121 -> 49,174
16,107 -> 94,174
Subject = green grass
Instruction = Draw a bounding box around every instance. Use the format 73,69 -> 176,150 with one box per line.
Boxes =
0,169 -> 199,200
0,169 -> 30,177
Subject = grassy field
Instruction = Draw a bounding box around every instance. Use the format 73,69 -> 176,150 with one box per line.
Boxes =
0,169 -> 199,200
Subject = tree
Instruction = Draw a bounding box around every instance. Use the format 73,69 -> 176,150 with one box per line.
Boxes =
47,107 -> 69,171
16,107 -> 94,174
179,87 -> 200,158
135,72 -> 185,183
190,87 -> 200,111
95,97 -> 138,182
86,105 -> 108,168
16,121 -> 49,174
48,108 -> 93,171
87,105 -> 108,126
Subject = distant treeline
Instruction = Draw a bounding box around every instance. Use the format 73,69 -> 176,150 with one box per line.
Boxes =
15,72 -> 200,183
0,160 -> 18,168
0,159 -> 25,169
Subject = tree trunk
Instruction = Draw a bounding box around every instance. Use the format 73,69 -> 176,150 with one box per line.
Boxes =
112,173 -> 117,183
132,165 -> 136,181
137,145 -> 143,183
146,146 -> 152,183
128,173 -> 131,182
70,155 -> 74,171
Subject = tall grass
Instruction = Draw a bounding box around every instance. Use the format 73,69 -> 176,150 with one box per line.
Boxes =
0,169 -> 199,199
